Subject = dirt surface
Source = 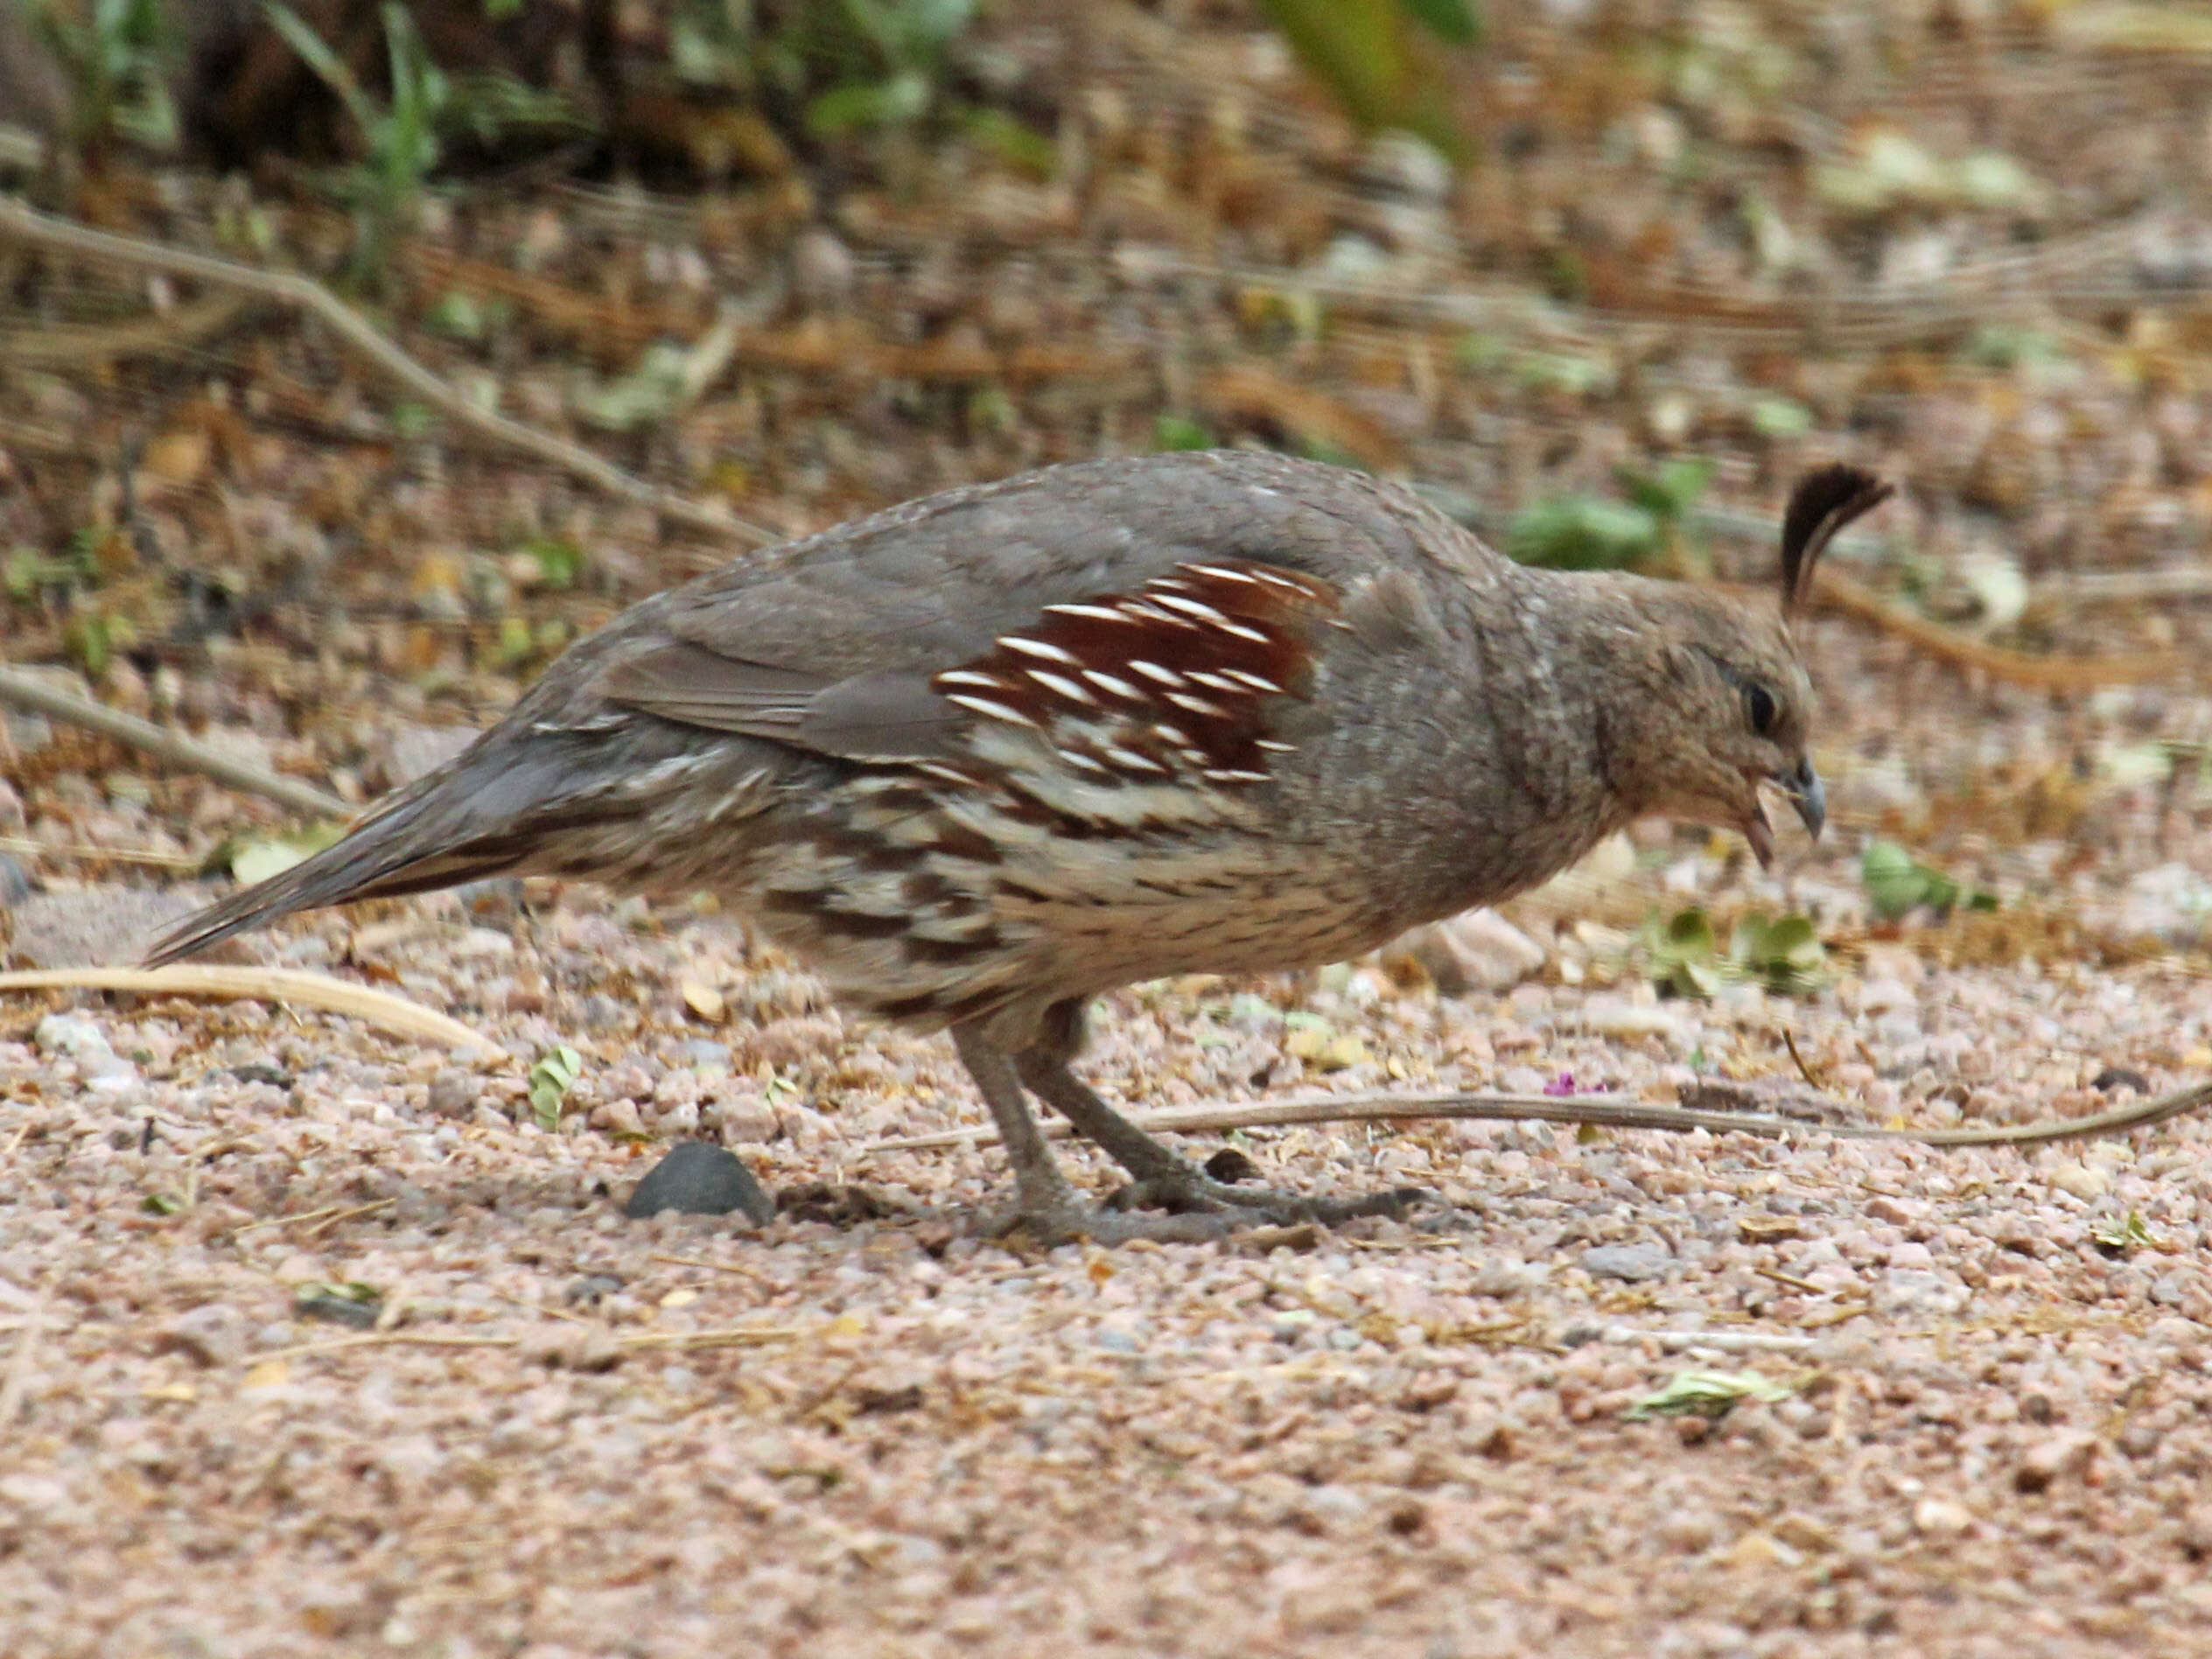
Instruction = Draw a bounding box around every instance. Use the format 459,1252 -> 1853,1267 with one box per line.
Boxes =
11,1 -> 2212,1653
9,649 -> 2212,1657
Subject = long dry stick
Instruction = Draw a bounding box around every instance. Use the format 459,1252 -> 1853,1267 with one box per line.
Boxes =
0,197 -> 766,543
1812,565 -> 2179,690
0,665 -> 349,818
864,1075 -> 2212,1154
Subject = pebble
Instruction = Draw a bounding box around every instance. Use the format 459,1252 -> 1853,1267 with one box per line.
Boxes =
1472,1257 -> 1550,1297
34,1012 -> 108,1057
2014,1431 -> 2099,1492
623,1142 -> 775,1224
426,1068 -> 479,1119
2150,1272 -> 2194,1308
1875,1268 -> 1970,1317
0,854 -> 28,906
2047,1163 -> 2111,1201
155,1305 -> 245,1368
1578,995 -> 1684,1040
1656,1508 -> 1721,1553
1911,1496 -> 1972,1536
1093,1318 -> 1144,1354
596,1097 -> 648,1137
714,1092 -> 781,1144
791,227 -> 857,306
1580,1242 -> 1672,1283
1382,908 -> 1544,994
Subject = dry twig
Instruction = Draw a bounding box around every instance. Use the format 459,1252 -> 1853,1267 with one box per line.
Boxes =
0,665 -> 349,818
1811,565 -> 2178,690
863,1074 -> 2212,1153
0,198 -> 764,543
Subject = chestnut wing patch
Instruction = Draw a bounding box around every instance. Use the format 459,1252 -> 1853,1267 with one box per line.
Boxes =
929,560 -> 1340,787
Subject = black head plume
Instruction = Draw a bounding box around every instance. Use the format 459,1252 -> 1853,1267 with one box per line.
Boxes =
1780,463 -> 1894,618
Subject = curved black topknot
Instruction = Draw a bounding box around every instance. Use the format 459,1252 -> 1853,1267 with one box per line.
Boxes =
1780,464 -> 1894,616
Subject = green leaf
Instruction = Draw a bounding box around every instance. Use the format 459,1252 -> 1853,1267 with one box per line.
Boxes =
1397,0 -> 1481,47
231,822 -> 346,888
2092,1210 -> 2155,1253
1619,457 -> 1712,522
528,1044 -> 584,1130
806,72 -> 932,136
1860,839 -> 1930,921
1152,414 -> 1216,452
1750,396 -> 1814,438
140,1191 -> 184,1215
1861,839 -> 1996,921
1508,496 -> 1661,571
524,537 -> 585,590
956,105 -> 1058,177
1256,0 -> 1471,160
264,2 -> 380,135
1624,1369 -> 1796,1420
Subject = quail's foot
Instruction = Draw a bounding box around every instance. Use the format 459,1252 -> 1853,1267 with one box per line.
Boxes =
1103,1166 -> 1428,1227
984,1198 -> 1242,1247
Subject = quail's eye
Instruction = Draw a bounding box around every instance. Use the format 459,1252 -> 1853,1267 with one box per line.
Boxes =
1744,682 -> 1779,736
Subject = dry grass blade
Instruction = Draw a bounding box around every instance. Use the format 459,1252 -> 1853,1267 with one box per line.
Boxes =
0,965 -> 490,1051
256,1325 -> 802,1364
0,291 -> 254,366
0,835 -> 200,868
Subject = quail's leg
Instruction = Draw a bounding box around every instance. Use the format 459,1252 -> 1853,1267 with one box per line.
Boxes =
950,1026 -> 1232,1244
1012,1004 -> 1424,1227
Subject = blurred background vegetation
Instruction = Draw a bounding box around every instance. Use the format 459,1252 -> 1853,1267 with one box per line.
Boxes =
4,0 -> 2212,985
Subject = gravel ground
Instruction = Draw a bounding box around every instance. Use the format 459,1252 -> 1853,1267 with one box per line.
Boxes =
10,637 -> 2212,1659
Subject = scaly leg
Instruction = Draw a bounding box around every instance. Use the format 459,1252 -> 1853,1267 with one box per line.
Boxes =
1011,1002 -> 1425,1228
950,1024 -> 1232,1244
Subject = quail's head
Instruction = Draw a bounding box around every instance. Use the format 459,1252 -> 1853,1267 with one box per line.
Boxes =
1602,465 -> 1892,864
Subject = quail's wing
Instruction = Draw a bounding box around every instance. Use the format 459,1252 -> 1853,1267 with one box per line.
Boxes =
589,451 -> 1430,763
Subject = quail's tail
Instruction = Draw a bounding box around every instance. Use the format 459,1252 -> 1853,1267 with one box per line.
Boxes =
144,732 -> 610,967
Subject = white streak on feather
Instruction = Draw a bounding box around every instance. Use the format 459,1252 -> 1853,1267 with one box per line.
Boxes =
945,693 -> 1041,729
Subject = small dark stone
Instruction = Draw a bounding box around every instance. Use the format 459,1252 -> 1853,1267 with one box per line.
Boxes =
0,854 -> 30,907
2092,1067 -> 2152,1096
624,1141 -> 774,1223
297,1291 -> 381,1329
852,1382 -> 924,1415
564,1273 -> 625,1306
227,1062 -> 293,1088
1204,1147 -> 1261,1184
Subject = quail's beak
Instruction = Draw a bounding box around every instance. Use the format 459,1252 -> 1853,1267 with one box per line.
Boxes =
1775,757 -> 1825,841
1740,759 -> 1824,869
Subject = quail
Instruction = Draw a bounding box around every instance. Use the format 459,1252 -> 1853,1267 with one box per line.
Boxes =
150,452 -> 1891,1242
